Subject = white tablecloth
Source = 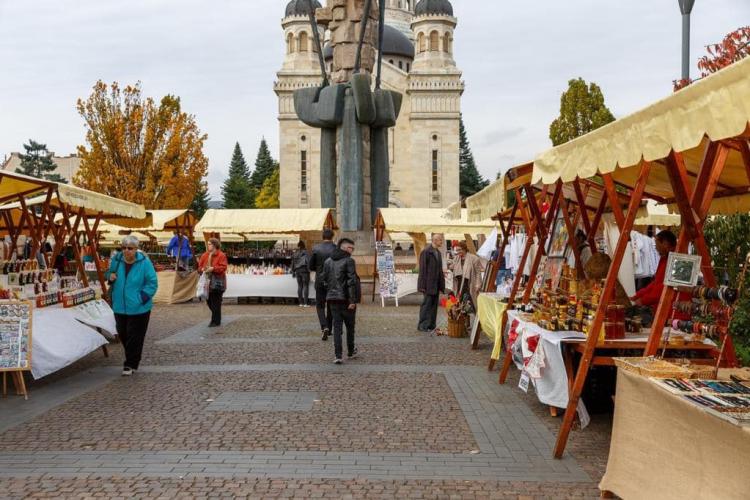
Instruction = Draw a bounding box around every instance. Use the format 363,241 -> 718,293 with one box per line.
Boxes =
31,305 -> 110,379
224,275 -> 317,299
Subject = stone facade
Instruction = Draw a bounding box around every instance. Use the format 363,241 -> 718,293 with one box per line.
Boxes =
275,0 -> 463,212
1,152 -> 81,183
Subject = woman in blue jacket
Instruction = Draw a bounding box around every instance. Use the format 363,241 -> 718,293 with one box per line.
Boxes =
107,235 -> 159,376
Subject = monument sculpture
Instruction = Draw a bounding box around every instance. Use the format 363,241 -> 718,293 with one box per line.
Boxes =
293,0 -> 403,234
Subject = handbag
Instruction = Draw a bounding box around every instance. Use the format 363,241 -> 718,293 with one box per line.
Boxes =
209,273 -> 226,293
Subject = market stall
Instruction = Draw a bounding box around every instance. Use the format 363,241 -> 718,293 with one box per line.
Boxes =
372,208 -> 498,303
0,172 -> 146,391
194,208 -> 336,299
526,55 -> 750,462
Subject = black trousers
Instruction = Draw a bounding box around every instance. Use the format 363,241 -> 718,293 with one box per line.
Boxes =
296,273 -> 310,305
330,302 -> 356,360
115,311 -> 151,370
314,280 -> 332,332
418,293 -> 439,331
207,289 -> 223,325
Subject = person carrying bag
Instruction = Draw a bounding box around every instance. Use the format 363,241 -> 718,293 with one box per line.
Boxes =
198,238 -> 227,327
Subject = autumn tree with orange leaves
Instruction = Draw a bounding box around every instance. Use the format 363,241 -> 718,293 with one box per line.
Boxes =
74,81 -> 208,208
674,26 -> 750,91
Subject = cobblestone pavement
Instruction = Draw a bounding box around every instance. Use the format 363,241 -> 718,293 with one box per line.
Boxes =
0,301 -> 612,498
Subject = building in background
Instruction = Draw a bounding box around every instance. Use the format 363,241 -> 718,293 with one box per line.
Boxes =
274,0 -> 463,210
1,152 -> 81,183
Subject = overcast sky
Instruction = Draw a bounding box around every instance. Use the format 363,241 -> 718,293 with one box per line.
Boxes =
0,0 -> 747,200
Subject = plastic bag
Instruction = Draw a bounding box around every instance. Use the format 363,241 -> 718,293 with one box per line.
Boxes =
196,273 -> 208,300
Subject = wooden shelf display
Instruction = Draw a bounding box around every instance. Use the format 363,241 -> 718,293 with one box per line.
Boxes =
0,300 -> 33,399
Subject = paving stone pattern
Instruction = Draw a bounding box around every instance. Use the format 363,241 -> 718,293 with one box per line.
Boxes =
0,302 -> 610,498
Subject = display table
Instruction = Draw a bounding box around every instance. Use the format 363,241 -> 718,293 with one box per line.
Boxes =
224,274 -> 317,299
31,300 -> 116,379
476,293 -> 507,360
154,270 -> 199,304
600,369 -> 750,499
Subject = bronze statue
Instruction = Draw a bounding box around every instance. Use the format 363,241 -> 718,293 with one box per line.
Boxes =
293,0 -> 402,232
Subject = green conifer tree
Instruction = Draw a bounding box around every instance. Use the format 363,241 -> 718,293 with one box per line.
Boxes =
15,140 -> 67,183
190,181 -> 210,218
250,138 -> 278,192
459,116 -> 489,198
221,142 -> 255,208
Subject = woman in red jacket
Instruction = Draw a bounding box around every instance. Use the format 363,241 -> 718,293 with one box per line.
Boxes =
198,238 -> 228,327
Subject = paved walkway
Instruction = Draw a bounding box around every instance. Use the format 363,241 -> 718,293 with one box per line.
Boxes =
0,302 -> 611,498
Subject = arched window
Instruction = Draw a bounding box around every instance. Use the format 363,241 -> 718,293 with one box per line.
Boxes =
389,59 -> 394,65
300,150 -> 308,194
298,31 -> 309,52
429,31 -> 439,51
417,32 -> 426,53
406,62 -> 410,72
398,60 -> 403,70
286,33 -> 294,54
443,32 -> 452,53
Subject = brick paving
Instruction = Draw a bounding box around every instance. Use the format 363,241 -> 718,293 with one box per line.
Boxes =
0,302 -> 611,498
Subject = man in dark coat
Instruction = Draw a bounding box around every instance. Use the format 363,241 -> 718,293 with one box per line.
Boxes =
417,233 -> 445,332
309,229 -> 337,340
321,238 -> 361,364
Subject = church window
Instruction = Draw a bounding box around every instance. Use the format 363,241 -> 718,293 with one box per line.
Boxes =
417,33 -> 426,53
443,33 -> 452,53
398,60 -> 403,70
406,62 -> 410,72
298,32 -> 309,52
429,31 -> 439,51
431,149 -> 439,193
389,59 -> 394,65
300,150 -> 308,193
286,33 -> 294,54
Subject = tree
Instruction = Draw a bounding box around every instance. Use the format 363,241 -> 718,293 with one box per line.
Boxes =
549,78 -> 615,146
15,140 -> 66,183
190,181 -> 210,219
74,81 -> 208,208
250,138 -> 278,192
255,167 -> 280,208
222,142 -> 256,209
458,115 -> 489,198
675,26 -> 750,91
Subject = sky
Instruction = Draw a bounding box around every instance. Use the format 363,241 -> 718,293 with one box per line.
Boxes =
0,0 -> 747,200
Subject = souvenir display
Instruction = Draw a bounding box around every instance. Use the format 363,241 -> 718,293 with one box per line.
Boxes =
61,287 -> 97,308
226,263 -> 290,275
0,301 -> 32,370
652,377 -> 750,427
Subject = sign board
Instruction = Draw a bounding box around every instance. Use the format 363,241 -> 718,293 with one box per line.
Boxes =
376,241 -> 398,302
0,301 -> 32,372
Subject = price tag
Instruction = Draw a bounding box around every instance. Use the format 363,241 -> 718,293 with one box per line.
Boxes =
518,371 -> 530,393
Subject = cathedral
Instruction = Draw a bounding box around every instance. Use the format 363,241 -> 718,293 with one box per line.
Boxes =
274,0 -> 463,211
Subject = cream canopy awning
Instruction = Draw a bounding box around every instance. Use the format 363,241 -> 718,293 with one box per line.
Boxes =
0,172 -> 53,204
195,209 -> 335,236
634,200 -> 681,227
532,57 -> 750,215
4,183 -> 146,219
108,209 -> 196,231
376,208 -> 497,235
465,178 -> 506,222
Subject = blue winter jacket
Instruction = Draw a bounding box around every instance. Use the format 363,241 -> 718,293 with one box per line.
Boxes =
106,251 -> 159,316
167,235 -> 193,259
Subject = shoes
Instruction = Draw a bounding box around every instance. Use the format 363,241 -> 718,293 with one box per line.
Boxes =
208,323 -> 220,328
334,358 -> 343,365
321,328 -> 330,341
122,367 -> 133,376
348,347 -> 359,359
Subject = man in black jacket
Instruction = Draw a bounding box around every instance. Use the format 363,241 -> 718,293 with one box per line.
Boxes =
309,229 -> 336,340
417,233 -> 445,332
321,238 -> 361,364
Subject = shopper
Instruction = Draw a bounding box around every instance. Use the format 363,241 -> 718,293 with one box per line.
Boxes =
198,238 -> 228,327
310,229 -> 336,340
167,231 -> 193,270
321,238 -> 361,364
292,241 -> 311,307
452,241 -> 486,308
417,233 -> 445,332
107,235 -> 158,376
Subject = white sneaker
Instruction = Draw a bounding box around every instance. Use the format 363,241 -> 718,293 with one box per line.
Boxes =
334,358 -> 343,365
122,367 -> 133,376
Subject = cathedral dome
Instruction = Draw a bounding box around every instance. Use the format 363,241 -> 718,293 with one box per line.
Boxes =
414,0 -> 453,16
285,0 -> 321,17
324,24 -> 414,60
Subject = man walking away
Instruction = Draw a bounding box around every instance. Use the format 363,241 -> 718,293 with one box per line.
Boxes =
417,233 -> 445,332
310,229 -> 336,340
322,238 -> 361,364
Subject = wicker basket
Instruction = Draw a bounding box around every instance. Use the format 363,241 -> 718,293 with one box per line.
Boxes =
447,316 -> 468,338
613,357 -> 693,378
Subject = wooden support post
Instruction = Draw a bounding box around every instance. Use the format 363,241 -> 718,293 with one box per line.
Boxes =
601,174 -> 625,229
560,198 -> 582,274
554,161 -> 652,459
522,182 -> 563,304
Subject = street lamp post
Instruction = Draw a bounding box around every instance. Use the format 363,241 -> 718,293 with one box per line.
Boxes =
678,0 -> 696,81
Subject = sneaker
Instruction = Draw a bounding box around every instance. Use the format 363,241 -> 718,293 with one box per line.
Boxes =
122,367 -> 133,377
348,347 -> 359,359
334,358 -> 343,365
321,328 -> 330,341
